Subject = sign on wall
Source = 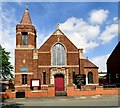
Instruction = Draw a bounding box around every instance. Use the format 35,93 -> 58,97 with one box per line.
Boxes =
20,67 -> 28,72
75,74 -> 86,85
31,79 -> 40,87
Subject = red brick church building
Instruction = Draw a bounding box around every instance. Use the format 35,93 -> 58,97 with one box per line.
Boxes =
14,6 -> 99,93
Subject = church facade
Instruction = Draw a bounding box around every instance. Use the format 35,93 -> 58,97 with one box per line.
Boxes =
14,6 -> 99,93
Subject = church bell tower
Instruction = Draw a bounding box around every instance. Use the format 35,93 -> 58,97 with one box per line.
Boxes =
16,4 -> 36,48
15,4 -> 38,91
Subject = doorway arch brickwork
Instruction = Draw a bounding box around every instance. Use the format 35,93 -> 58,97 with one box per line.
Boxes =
50,68 -> 68,91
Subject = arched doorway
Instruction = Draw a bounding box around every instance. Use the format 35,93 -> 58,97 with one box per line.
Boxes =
54,74 -> 64,92
88,72 -> 93,84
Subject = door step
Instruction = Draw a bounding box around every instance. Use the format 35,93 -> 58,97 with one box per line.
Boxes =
55,91 -> 67,96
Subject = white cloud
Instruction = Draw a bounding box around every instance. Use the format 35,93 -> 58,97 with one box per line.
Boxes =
100,24 -> 118,44
1,6 -> 17,66
90,54 -> 110,72
37,32 -> 50,48
60,17 -> 100,52
1,5 -> 118,74
89,9 -> 109,24
113,17 -> 118,23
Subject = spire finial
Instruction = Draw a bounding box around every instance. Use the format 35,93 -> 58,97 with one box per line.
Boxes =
57,23 -> 60,29
26,3 -> 28,10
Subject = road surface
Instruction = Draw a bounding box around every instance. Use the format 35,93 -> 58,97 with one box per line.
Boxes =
1,95 -> 120,107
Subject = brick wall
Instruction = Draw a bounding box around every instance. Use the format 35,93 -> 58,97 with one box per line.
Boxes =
3,85 -> 119,98
85,68 -> 99,84
16,24 -> 36,47
25,90 -> 48,98
67,85 -> 120,96
2,91 -> 15,98
3,85 -> 55,99
15,21 -> 99,92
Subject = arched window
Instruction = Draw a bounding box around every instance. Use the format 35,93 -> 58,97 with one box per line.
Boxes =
88,72 -> 93,83
52,43 -> 66,66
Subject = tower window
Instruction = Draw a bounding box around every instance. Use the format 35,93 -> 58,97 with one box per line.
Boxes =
22,32 -> 28,45
43,72 -> 46,84
22,74 -> 27,85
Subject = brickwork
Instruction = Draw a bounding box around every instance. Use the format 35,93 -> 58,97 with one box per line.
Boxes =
38,35 -> 78,52
85,68 -> 99,84
67,85 -> 120,96
107,42 -> 120,83
3,91 -> 15,98
2,85 -> 120,98
14,6 -> 99,93
15,49 -> 34,72
67,53 -> 79,65
38,53 -> 51,66
16,24 -> 36,48
25,90 -> 48,98
3,86 -> 55,98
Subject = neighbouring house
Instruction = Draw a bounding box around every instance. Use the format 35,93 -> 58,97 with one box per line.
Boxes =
98,72 -> 107,85
107,41 -> 120,84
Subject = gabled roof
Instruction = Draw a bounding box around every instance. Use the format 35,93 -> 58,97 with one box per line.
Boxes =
84,59 -> 98,68
20,4 -> 32,24
38,27 -> 78,51
107,41 -> 120,62
52,29 -> 65,36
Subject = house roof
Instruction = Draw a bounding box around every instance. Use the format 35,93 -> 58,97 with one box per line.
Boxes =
107,41 -> 120,63
84,59 -> 98,68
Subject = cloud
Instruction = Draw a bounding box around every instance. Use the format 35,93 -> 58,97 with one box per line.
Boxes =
60,17 -> 100,52
90,54 -> 110,72
113,17 -> 118,23
59,10 -> 118,53
37,32 -> 50,48
100,24 -> 118,44
1,5 -> 17,66
89,9 -> 109,24
1,5 -> 118,73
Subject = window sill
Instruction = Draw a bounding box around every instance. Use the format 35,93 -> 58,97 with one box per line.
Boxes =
22,84 -> 28,87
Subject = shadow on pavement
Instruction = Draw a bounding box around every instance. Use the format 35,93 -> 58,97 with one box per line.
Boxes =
1,98 -> 23,108
2,104 -> 20,108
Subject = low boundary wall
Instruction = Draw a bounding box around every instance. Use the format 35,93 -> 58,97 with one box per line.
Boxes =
1,85 -> 120,98
1,85 -> 55,98
67,85 -> 120,96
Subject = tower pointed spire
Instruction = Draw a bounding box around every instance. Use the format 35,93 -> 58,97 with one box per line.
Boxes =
20,4 -> 32,24
26,3 -> 28,10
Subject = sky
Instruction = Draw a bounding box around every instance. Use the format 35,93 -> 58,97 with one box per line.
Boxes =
0,2 -> 119,72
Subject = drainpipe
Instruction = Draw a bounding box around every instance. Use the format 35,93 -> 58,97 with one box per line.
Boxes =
78,49 -> 84,75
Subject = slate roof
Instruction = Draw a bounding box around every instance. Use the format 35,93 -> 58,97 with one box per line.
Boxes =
84,59 -> 98,68
20,5 -> 32,24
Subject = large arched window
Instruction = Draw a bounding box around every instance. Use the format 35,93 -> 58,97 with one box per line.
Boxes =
52,43 -> 66,66
88,72 -> 93,84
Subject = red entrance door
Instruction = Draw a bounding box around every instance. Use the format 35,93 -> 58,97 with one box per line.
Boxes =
55,74 -> 64,91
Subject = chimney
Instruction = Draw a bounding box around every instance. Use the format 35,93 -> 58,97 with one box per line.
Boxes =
79,49 -> 84,59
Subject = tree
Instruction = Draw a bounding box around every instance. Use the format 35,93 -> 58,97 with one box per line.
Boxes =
0,45 -> 14,79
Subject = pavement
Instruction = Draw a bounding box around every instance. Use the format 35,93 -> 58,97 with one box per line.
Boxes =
1,95 -> 120,107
